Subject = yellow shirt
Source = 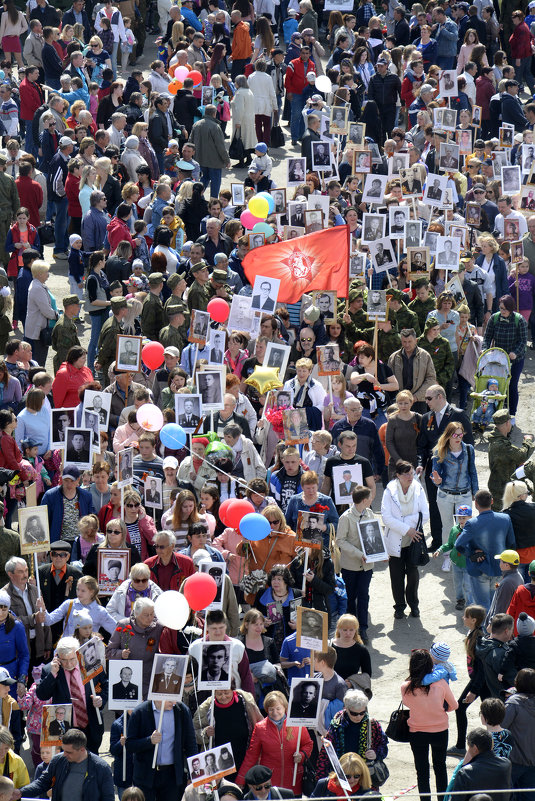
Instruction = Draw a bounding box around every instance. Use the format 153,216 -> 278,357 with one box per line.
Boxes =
0,750 -> 30,788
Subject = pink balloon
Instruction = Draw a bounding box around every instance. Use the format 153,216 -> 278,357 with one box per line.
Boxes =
136,403 -> 164,432
175,66 -> 189,82
240,210 -> 263,230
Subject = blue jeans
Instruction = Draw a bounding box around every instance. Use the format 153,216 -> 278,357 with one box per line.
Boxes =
290,93 -> 305,141
24,122 -> 37,159
452,563 -> 472,603
457,374 -> 471,410
88,310 -> 107,372
468,572 -> 495,609
53,196 -> 69,253
201,166 -> 222,197
436,56 -> 454,69
341,567 -> 373,634
111,40 -> 119,78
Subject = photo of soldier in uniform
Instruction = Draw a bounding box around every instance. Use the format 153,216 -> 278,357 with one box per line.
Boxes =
148,654 -> 188,700
357,519 -> 387,562
108,660 -> 143,710
287,678 -> 323,727
116,335 -> 142,372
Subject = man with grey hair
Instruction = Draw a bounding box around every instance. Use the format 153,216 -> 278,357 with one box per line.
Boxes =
203,392 -> 252,439
190,104 -> 230,198
23,19 -> 44,70
3,556 -> 49,674
106,112 -> 127,149
223,421 -> 266,481
196,215 -> 233,265
145,532 -> 195,590
329,400 -> 385,483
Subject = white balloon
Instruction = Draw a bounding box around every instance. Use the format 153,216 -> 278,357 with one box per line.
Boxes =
154,591 -> 190,630
315,75 -> 332,94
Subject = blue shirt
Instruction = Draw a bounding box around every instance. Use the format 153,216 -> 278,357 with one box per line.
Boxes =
16,406 -> 51,455
152,702 -> 175,765
279,632 -> 311,682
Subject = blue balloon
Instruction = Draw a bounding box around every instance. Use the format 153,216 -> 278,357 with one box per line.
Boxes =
160,423 -> 186,450
257,192 -> 275,214
252,222 -> 275,237
239,512 -> 270,541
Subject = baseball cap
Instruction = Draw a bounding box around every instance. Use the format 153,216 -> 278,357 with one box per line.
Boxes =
376,57 -> 389,65
163,456 -> 179,470
164,346 -> 180,358
528,560 -> 535,576
0,667 -> 15,685
495,549 -> 520,566
59,136 -> 73,148
455,505 -> 472,517
63,463 -> 81,481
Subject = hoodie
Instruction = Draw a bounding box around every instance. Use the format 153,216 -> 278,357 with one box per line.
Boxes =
475,636 -> 517,698
502,692 -> 535,765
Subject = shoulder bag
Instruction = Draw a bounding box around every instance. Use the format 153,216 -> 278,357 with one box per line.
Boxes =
366,718 -> 390,786
408,512 -> 429,566
385,700 -> 410,742
239,536 -> 278,596
229,129 -> 245,162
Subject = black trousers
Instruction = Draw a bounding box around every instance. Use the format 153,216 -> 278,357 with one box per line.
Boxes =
388,545 -> 419,613
454,681 -> 491,749
408,729 -> 449,801
424,464 -> 442,549
140,766 -> 183,801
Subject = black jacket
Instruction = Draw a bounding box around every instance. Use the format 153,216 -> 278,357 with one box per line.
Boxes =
203,411 -> 251,440
123,75 -> 140,104
126,700 -> 197,789
503,500 -> 535,550
42,42 -> 63,83
394,17 -> 411,45
148,108 -> 169,153
475,636 -> 517,698
290,554 -> 336,613
36,662 -> 109,735
125,101 -> 144,131
173,89 -> 200,134
451,750 -> 511,801
62,7 -> 92,41
22,751 -> 114,801
462,274 -> 485,327
101,175 -> 122,216
29,2 -> 60,27
245,790 -> 294,800
417,403 -> 474,468
506,635 -> 535,672
38,563 -> 81,612
301,127 -> 321,172
367,72 -> 401,108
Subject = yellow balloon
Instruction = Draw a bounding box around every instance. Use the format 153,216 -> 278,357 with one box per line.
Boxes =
248,196 -> 269,219
244,365 -> 283,395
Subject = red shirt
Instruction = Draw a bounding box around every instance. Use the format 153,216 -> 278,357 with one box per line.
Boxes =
15,176 -> 43,229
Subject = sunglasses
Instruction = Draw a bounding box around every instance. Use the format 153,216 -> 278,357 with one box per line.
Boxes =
348,709 -> 366,717
300,337 -> 313,342
253,785 -> 271,791
0,604 -> 9,610
107,528 -> 122,533
132,577 -> 149,583
267,520 -> 278,525
126,502 -> 140,508
451,431 -> 464,438
154,544 -> 169,550
52,552 -> 69,558
424,395 -> 435,401
346,774 -> 361,780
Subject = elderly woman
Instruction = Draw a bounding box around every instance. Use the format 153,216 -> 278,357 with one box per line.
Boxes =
122,135 -> 148,182
313,752 -> 373,798
132,121 -> 160,180
24,260 -> 58,366
385,390 -> 422,478
106,596 -> 164,697
107,562 -> 162,622
15,389 -> 50,458
78,137 -> 97,168
83,518 -> 141,579
194,685 -> 263,775
316,689 -> 388,781
253,564 -> 303,650
285,469 -> 338,539
381,460 -> 430,620
52,346 -> 93,408
283,357 -> 326,432
230,75 -> 256,168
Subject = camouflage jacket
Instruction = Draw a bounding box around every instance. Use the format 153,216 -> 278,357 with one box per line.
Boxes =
488,428 -> 535,510
417,334 -> 455,390
141,292 -> 166,342
408,296 -> 437,332
51,316 -> 80,373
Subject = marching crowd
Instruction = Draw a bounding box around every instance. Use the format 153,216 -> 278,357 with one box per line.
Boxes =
3,0 -> 535,801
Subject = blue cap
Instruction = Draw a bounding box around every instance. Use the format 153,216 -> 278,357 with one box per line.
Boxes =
63,463 -> 81,480
176,159 -> 194,171
456,505 -> 472,516
254,142 -> 268,154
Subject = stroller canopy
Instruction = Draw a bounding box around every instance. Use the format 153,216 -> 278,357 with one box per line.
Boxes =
475,348 -> 511,379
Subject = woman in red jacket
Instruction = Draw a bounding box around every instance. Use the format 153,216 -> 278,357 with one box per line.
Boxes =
0,409 -> 30,526
52,346 -> 94,408
510,11 -> 535,94
106,203 -> 137,254
236,690 -> 313,794
5,208 -> 41,279
65,158 -> 83,235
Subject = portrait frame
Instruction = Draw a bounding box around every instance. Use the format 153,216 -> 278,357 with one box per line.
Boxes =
207,329 -> 226,365
64,427 -> 92,470
83,409 -> 99,451
304,208 -> 325,233
288,200 -> 307,229
499,126 -> 514,149
174,394 -> 202,432
108,659 -> 143,710
439,142 -> 460,173
329,104 -> 349,135
148,653 -> 189,701
115,334 -> 142,373
50,407 -> 76,449
357,519 -> 387,563
283,225 -> 305,240
82,390 -> 111,433
201,85 -> 214,106
286,157 -> 307,187
312,290 -> 337,323
439,69 -> 457,97
351,149 -> 372,174
503,217 -> 521,242
471,105 -> 481,127
282,407 -> 309,445
501,165 -> 521,196
521,185 -> 535,210
362,173 -> 388,205
444,273 -> 467,308
144,476 -> 163,511
404,220 -> 422,248
348,121 -> 366,146
423,173 -> 447,206
407,246 -> 430,278
399,166 -> 423,198
389,151 -> 409,177
511,240 -> 524,264
311,140 -> 332,172
389,206 -> 410,239
272,188 -> 287,215
189,309 -> 211,345
251,275 -> 280,313
361,213 -> 386,244
349,252 -> 366,278
227,295 -> 258,335
188,744 -> 237,788
230,183 -> 245,206
77,635 -> 106,684
441,107 -> 457,132
296,509 -> 325,550
41,704 -> 73,747
198,560 -> 226,610
307,194 -> 330,221
455,127 -> 473,155
369,238 -> 396,274
197,370 -> 225,412
317,343 -> 341,376
264,341 -> 291,378
465,202 -> 482,227
97,548 -> 130,596
332,463 -> 364,505
248,232 -> 265,250
435,235 -> 461,272
198,641 -> 232,690
296,605 -> 328,651
287,676 -> 324,728
18,505 -> 50,555
116,446 -> 134,489
321,737 -> 352,792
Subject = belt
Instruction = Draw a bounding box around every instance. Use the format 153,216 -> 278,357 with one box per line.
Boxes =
156,765 -> 174,771
439,488 -> 470,495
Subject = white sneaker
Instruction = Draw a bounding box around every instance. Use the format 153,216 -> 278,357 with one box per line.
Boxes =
442,554 -> 451,572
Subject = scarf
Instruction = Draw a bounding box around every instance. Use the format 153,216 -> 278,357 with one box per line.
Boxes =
327,778 -> 360,797
396,478 -> 416,517
214,691 -> 239,708
272,715 -> 286,730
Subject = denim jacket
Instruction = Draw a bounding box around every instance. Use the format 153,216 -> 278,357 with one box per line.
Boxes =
431,442 -> 478,494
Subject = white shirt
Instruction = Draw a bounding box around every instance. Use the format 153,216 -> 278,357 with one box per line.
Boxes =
494,209 -> 528,239
435,403 -> 448,428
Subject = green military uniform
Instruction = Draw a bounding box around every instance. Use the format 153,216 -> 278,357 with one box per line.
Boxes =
141,273 -> 166,341
349,325 -> 401,363
0,161 -> 19,266
188,278 -> 211,312
488,409 -> 535,511
159,300 -> 186,351
386,288 -> 421,336
165,273 -> 189,342
97,298 -> 126,387
408,280 -> 437,332
51,295 -> 81,373
206,268 -> 233,304
417,319 -> 455,391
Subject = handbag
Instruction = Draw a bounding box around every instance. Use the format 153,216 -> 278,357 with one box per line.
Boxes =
38,223 -> 55,246
229,129 -> 245,161
239,536 -> 278,596
385,701 -> 410,742
366,719 -> 390,786
408,512 -> 429,566
270,124 -> 285,148
39,326 -> 52,346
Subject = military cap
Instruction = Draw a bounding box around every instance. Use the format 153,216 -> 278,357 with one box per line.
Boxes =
212,269 -> 228,282
0,154 -> 7,166
63,295 -> 81,308
191,261 -> 208,273
148,272 -> 164,285
167,302 -> 186,317
167,272 -> 186,290
386,288 -> 405,302
493,408 -> 511,426
348,289 -> 364,302
111,296 -> 127,310
424,316 -> 440,332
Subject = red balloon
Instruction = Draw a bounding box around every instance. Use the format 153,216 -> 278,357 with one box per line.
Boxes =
207,297 -> 230,323
219,498 -> 235,527
226,499 -> 255,530
183,573 -> 217,611
142,341 -> 165,370
189,69 -> 203,86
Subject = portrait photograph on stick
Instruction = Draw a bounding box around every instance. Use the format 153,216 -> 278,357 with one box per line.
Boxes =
296,605 -> 328,651
197,370 -> 225,412
189,309 -> 211,345
108,660 -> 143,710
251,275 -> 280,313
175,394 -> 202,431
287,677 -> 323,727
264,341 -> 291,378
187,744 -> 236,788
198,560 -> 226,609
115,334 -> 142,373
65,428 -> 92,469
317,344 -> 341,376
282,408 -> 309,445
148,653 -> 188,701
97,548 -> 130,595
198,641 -> 232,690
117,447 -> 134,487
144,476 -> 163,510
82,390 -> 111,431
389,207 -> 409,238
296,509 -> 325,550
77,636 -> 106,683
332,463 -> 364,505
51,408 -> 75,448
407,247 -> 430,279
362,174 -> 387,205
41,704 -> 72,747
18,506 -> 50,555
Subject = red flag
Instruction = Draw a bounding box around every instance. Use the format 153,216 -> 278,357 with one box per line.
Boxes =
243,226 -> 350,304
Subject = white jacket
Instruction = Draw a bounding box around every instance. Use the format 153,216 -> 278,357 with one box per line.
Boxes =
235,435 -> 266,483
25,279 -> 57,340
381,478 -> 429,557
231,88 -> 256,151
248,70 -> 278,117
121,145 -> 148,182
106,578 -> 162,622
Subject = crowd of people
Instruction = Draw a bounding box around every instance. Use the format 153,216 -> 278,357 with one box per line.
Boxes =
2,0 -> 535,800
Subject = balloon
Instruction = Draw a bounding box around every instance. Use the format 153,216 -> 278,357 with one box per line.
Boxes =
219,498 -> 235,526
244,365 -> 283,395
183,572 -> 218,611
207,297 -> 230,323
226,499 -> 255,529
136,403 -> 164,432
205,441 -> 232,455
252,222 -> 275,236
175,65 -> 190,81
240,210 -> 263,230
159,423 -> 187,450
315,74 -> 332,94
256,192 -> 275,214
154,590 -> 190,629
239,512 -> 271,541
142,341 -> 165,370
168,80 -> 180,95
248,195 -> 269,219
189,69 -> 203,86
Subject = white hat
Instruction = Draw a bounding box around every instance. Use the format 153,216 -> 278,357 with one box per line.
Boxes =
72,609 -> 93,629
59,136 -> 73,148
69,234 -> 82,247
163,455 -> 179,470
0,590 -> 11,608
192,548 -> 211,566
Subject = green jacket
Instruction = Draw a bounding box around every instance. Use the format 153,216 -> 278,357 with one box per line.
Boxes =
488,427 -> 535,510
438,523 -> 467,568
51,316 -> 80,373
408,296 -> 437,331
141,292 -> 166,341
395,305 -> 421,336
349,326 -> 401,363
187,280 -> 210,313
97,315 -> 123,379
417,334 -> 455,390
159,323 -> 185,351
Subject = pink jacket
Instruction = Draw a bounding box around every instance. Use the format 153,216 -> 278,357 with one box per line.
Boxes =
137,513 -> 158,561
212,526 -> 246,585
18,683 -> 50,735
401,678 -> 458,732
113,422 -> 140,453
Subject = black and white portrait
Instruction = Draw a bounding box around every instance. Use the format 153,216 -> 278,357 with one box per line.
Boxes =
445,273 -> 466,308
264,342 -> 291,377
500,126 -> 513,148
144,476 -> 163,510
400,166 -> 422,197
492,150 -> 509,179
390,151 -> 409,177
248,233 -> 265,250
389,206 -> 409,238
362,174 -> 387,204
51,407 -> 75,448
189,309 -> 210,344
188,744 -> 236,788
116,335 -> 142,373
108,660 -> 143,710
202,86 -> 214,106
439,142 -> 460,172
296,510 -> 324,550
357,519 -> 387,562
97,548 -> 130,595
287,677 -> 323,727
439,70 -> 456,97
404,220 -> 422,248
501,165 -> 521,195
441,108 -> 457,131
228,295 -> 256,334
424,230 -> 439,254
18,506 -> 50,555
148,653 -> 188,700
251,275 -> 280,312
361,213 -> 386,243
329,105 -> 349,134
307,194 -> 329,220
65,428 -> 92,469
311,140 -> 331,170
435,235 -> 461,269
317,344 -> 341,376
305,209 -> 324,233
272,188 -> 287,214
197,371 -> 225,411
423,174 -> 447,206
288,200 -> 307,228
369,239 -> 395,273
349,253 -> 366,277
407,247 -> 430,276
175,394 -> 202,431
466,202 -> 481,227
42,704 -> 73,747
199,560 -> 226,609
198,641 -> 232,690
287,157 -> 306,186
83,410 -> 99,450
77,635 -> 106,682
332,463 -> 364,504
283,225 -> 305,240
231,183 -> 245,206
348,121 -> 365,145
313,290 -> 337,322
117,447 -> 134,487
471,105 -> 481,127
296,605 -> 327,651
83,390 -> 111,431
208,330 -> 226,365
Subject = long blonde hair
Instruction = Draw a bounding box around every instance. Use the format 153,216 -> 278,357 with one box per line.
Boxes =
435,422 -> 464,462
502,480 -> 529,509
329,753 -> 371,791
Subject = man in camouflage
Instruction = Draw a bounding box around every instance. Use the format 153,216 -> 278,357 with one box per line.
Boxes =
206,267 -> 233,303
387,288 -> 422,336
340,290 -> 372,339
345,311 -> 401,363
159,302 -> 187,350
488,408 -> 535,511
408,280 -> 437,332
141,272 -> 166,341
187,261 -> 211,312
51,295 -> 81,373
418,316 -> 455,391
96,296 -> 128,387
0,154 -> 18,267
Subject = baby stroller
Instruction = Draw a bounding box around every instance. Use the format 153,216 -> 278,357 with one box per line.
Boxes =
470,347 -> 511,432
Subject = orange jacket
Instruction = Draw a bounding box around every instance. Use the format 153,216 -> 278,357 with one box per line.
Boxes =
231,21 -> 252,60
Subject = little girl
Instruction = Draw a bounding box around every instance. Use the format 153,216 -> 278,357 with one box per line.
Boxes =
39,575 -> 116,637
17,665 -> 50,767
72,608 -> 102,646
19,438 -> 51,498
121,17 -> 136,65
508,258 -> 535,324
89,83 -> 100,121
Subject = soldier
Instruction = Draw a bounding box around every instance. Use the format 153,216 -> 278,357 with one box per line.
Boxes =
346,312 -> 401,363
51,295 -> 81,373
164,272 -> 189,341
387,288 -> 422,336
408,279 -> 437,332
141,272 -> 166,341
0,154 -> 19,268
340,289 -> 372,341
417,317 -> 455,391
187,261 -> 211,312
206,267 -> 233,303
159,302 -> 187,351
488,409 -> 535,511
96,296 -> 128,387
